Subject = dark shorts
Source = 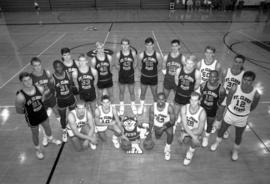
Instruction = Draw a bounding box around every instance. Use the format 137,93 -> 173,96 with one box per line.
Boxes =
57,94 -> 76,109
72,86 -> 79,95
119,73 -> 135,84
79,92 -> 96,102
203,106 -> 218,118
97,78 -> 113,89
163,75 -> 176,90
174,93 -> 190,105
43,93 -> 56,109
25,111 -> 48,127
141,75 -> 158,86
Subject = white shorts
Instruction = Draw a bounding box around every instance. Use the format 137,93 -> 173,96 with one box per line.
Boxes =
223,109 -> 248,128
95,125 -> 108,132
221,96 -> 227,106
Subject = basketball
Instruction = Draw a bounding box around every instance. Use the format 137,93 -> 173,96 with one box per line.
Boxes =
120,138 -> 132,151
143,136 -> 155,150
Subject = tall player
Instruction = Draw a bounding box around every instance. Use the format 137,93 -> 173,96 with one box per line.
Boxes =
138,37 -> 163,114
15,72 -> 61,159
148,92 -> 175,160
115,38 -> 137,115
162,39 -> 184,100
211,71 -> 260,161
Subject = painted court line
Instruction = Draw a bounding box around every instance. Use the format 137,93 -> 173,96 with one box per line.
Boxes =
0,32 -> 67,90
238,30 -> 270,48
152,30 -> 164,58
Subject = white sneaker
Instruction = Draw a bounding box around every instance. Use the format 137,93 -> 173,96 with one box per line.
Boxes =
164,151 -> 171,160
133,144 -> 143,154
90,143 -> 97,150
42,136 -> 48,147
119,102 -> 124,116
223,130 -> 229,139
210,141 -> 219,151
211,127 -> 217,134
35,149 -> 44,160
232,150 -> 238,161
62,129 -> 68,143
131,103 -> 137,115
50,138 -> 62,146
183,150 -> 194,166
112,137 -> 120,149
137,105 -> 144,115
202,136 -> 209,148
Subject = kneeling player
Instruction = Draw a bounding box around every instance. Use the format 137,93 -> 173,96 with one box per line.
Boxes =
67,100 -> 97,152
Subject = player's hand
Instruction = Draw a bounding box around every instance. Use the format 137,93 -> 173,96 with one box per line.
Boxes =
192,136 -> 201,147
90,135 -> 98,145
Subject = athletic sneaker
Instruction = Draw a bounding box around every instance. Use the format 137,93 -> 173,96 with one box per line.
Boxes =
137,105 -> 144,115
62,129 -> 68,143
183,150 -> 194,166
131,103 -> 137,115
112,137 -> 120,149
42,136 -> 48,147
232,150 -> 238,161
210,141 -> 220,151
223,130 -> 229,139
164,151 -> 171,161
202,136 -> 209,147
49,138 -> 62,146
36,149 -> 44,160
90,143 -> 97,150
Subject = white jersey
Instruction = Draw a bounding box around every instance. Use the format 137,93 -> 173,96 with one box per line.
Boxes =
228,85 -> 257,117
153,102 -> 170,127
98,105 -> 114,125
67,109 -> 87,137
185,104 -> 204,130
200,59 -> 217,83
223,68 -> 244,93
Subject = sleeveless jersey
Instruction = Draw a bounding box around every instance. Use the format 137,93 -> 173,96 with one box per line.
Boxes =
64,60 -> 78,77
53,72 -> 72,99
165,53 -> 182,77
119,50 -> 134,77
141,51 -> 158,77
223,68 -> 244,93
20,86 -> 47,124
31,70 -> 54,99
77,67 -> 95,93
95,55 -> 112,82
200,59 -> 217,83
68,109 -> 87,132
176,68 -> 196,97
153,102 -> 170,127
122,118 -> 140,141
228,86 -> 257,116
98,106 -> 114,125
185,104 -> 203,130
201,82 -> 221,116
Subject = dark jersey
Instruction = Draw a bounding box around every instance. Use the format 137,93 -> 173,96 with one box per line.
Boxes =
20,86 -> 48,126
53,72 -> 72,99
176,68 -> 196,97
31,70 -> 54,99
119,50 -> 135,78
95,54 -> 112,82
64,60 -> 78,77
201,82 -> 221,117
165,53 -> 182,78
77,67 -> 95,94
141,51 -> 158,77
122,117 -> 140,141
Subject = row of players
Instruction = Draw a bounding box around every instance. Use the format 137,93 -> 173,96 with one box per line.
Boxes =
15,37 -> 260,165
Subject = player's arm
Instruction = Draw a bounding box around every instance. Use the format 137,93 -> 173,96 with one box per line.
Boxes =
192,109 -> 207,135
200,82 -> 206,94
181,55 -> 186,66
162,54 -> 168,75
196,59 -> 202,70
194,69 -> 201,91
112,105 -> 122,127
215,61 -> 222,80
90,57 -> 97,69
175,67 -> 181,86
220,68 -> 228,85
71,69 -> 79,90
86,110 -> 96,143
148,105 -> 155,134
156,52 -> 163,72
115,51 -> 121,71
131,49 -> 138,70
226,85 -> 237,107
94,108 -> 103,126
108,54 -> 113,72
181,105 -> 196,139
36,85 -> 46,101
45,70 -> 54,91
15,92 -> 25,114
250,91 -> 261,112
91,67 -> 99,101
218,85 -> 227,105
138,52 -> 144,72
164,104 -> 175,127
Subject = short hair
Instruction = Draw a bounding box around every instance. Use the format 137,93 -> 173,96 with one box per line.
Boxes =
145,37 -> 154,44
157,92 -> 166,99
60,47 -> 70,55
171,39 -> 180,45
121,38 -> 130,45
190,91 -> 201,100
96,41 -> 104,49
101,95 -> 110,102
243,71 -> 256,81
186,55 -> 198,63
205,46 -> 216,53
30,57 -> 41,65
210,70 -> 219,76
78,53 -> 86,60
235,54 -> 246,62
19,72 -> 31,81
53,60 -> 64,69
76,99 -> 86,107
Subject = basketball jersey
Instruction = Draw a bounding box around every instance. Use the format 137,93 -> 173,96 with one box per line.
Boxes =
119,50 -> 134,76
64,60 -> 78,77
200,59 -> 217,83
165,53 -> 182,77
228,85 -> 257,116
95,54 -> 112,81
98,105 -> 114,125
77,67 -> 95,92
31,70 -> 54,98
53,72 -> 72,98
153,102 -> 170,127
141,51 -> 158,77
223,68 -> 244,93
68,109 -> 87,132
185,104 -> 203,130
176,68 -> 196,97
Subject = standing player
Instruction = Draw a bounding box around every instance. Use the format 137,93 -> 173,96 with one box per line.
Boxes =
94,95 -> 128,149
174,55 -> 201,122
75,54 -> 98,114
67,100 -> 97,151
148,92 -> 175,160
179,92 -> 207,166
15,72 -> 61,160
197,46 -> 221,84
52,60 -> 76,142
200,70 -> 226,147
162,39 -> 184,100
91,42 -> 114,102
115,38 -> 137,115
214,55 -> 245,137
138,37 -> 163,114
211,71 -> 260,161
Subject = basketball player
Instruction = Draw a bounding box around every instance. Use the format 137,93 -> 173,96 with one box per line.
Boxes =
52,60 -> 76,142
211,71 -> 260,161
94,95 -> 128,149
214,55 -> 245,138
174,55 -> 201,123
148,92 -> 175,160
15,72 -> 61,160
115,38 -> 138,115
74,54 -> 98,114
138,37 -> 163,114
91,42 -> 114,102
162,39 -> 184,100
67,100 -> 97,151
179,92 -> 206,166
197,46 -> 221,84
200,70 -> 226,147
